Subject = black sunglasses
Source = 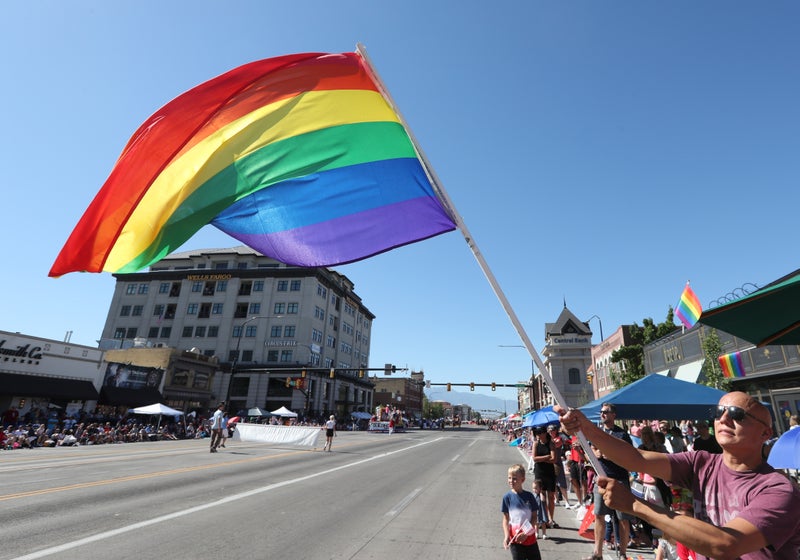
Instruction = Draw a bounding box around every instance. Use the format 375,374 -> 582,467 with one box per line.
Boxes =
600,409 -> 613,415
711,405 -> 771,428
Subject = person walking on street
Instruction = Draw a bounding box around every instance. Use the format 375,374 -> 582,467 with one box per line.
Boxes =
501,464 -> 541,560
209,402 -> 225,453
323,415 -> 336,451
556,391 -> 800,560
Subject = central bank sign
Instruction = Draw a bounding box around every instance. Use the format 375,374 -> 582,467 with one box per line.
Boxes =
551,337 -> 590,345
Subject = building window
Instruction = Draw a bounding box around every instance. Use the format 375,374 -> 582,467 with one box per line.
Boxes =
317,284 -> 327,298
228,350 -> 239,362
283,326 -> 296,338
249,303 -> 261,315
138,284 -> 149,295
568,368 -> 581,385
315,306 -> 325,321
245,325 -> 257,337
148,327 -> 159,338
192,282 -> 203,293
159,283 -> 170,294
274,302 -> 285,314
312,329 -> 323,343
270,326 -> 282,338
287,303 -> 299,314
132,305 -> 143,317
232,326 -> 243,338
169,282 -> 181,297
187,303 -> 198,315
290,280 -> 301,291
203,282 -> 215,296
208,326 -> 219,337
326,335 -> 336,348
126,284 -> 137,295
212,303 -> 224,315
153,304 -> 164,317
195,326 -> 206,337
126,327 -> 137,338
267,350 -> 279,362
213,261 -> 228,269
239,281 -> 252,296
160,327 -> 171,338
165,304 -> 177,319
238,262 -> 248,269
280,350 -> 293,362
242,350 -> 253,361
114,327 -> 126,339
277,280 -> 288,292
216,280 -> 227,292
182,326 -> 193,337
120,305 -> 131,317
199,303 -> 211,318
253,280 -> 264,292
234,303 -> 248,318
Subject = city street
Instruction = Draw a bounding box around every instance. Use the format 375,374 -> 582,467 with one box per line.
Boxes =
1,427 -> 655,560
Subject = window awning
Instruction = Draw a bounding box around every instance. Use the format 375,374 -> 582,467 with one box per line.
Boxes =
99,386 -> 163,407
674,360 -> 705,383
0,372 -> 98,400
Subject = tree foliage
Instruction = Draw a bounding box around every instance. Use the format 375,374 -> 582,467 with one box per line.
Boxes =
422,395 -> 445,420
699,328 -> 732,391
609,307 -> 679,388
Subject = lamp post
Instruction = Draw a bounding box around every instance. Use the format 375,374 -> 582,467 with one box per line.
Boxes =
224,315 -> 281,406
586,314 -> 604,341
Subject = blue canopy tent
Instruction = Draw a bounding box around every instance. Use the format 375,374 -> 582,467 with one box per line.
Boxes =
579,374 -> 726,423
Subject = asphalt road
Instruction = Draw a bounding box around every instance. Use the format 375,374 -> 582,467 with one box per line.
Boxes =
0,428 -> 656,560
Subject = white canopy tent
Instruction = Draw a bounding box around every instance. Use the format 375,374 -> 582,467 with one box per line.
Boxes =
270,406 -> 298,418
129,403 -> 184,431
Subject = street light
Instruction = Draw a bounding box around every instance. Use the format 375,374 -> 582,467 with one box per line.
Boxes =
586,315 -> 604,341
224,315 -> 281,405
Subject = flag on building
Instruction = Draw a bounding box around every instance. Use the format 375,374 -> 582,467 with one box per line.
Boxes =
49,50 -> 456,277
718,351 -> 746,378
675,282 -> 702,329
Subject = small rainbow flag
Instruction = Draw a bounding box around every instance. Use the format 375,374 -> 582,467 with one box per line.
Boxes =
675,282 -> 702,329
49,50 -> 456,276
718,351 -> 746,378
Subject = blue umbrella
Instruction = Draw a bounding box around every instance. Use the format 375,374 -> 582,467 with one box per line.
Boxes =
767,428 -> 800,470
521,405 -> 560,428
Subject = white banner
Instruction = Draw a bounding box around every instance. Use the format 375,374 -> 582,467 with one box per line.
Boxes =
233,422 -> 322,447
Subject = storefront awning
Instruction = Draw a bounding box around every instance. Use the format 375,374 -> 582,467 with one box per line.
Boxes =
99,386 -> 163,407
0,372 -> 98,400
674,359 -> 705,383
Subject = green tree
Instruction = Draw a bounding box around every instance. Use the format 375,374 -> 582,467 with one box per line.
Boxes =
700,328 -> 732,391
610,308 -> 679,387
423,395 -> 445,419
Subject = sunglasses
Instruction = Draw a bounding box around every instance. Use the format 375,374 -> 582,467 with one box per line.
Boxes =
711,405 -> 771,428
600,410 -> 613,415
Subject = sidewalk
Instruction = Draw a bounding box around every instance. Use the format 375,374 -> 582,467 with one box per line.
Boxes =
516,449 -> 658,560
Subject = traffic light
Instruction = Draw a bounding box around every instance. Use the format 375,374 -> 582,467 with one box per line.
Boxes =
285,377 -> 292,388
384,363 -> 396,375
358,369 -> 365,378
329,367 -> 335,378
491,382 -> 496,391
447,383 -> 451,391
587,373 -> 594,384
301,369 -> 306,378
470,382 -> 475,391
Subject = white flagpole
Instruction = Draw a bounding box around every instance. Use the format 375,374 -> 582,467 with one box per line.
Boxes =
356,44 -> 605,476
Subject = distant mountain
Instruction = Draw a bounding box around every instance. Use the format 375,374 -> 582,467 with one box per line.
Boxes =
425,389 -> 516,417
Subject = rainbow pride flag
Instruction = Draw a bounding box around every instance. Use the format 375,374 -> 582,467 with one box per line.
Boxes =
718,351 -> 746,378
49,51 -> 456,276
675,282 -> 702,329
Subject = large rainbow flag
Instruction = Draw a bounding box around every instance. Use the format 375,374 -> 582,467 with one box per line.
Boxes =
49,51 -> 456,276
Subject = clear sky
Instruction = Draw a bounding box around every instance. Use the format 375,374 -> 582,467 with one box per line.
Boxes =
3,2 -> 799,406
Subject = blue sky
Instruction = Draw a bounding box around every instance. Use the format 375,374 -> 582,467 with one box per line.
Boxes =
3,2 -> 799,405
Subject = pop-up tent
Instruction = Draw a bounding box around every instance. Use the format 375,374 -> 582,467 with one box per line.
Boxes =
579,374 -> 725,423
130,403 -> 184,430
270,406 -> 298,418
